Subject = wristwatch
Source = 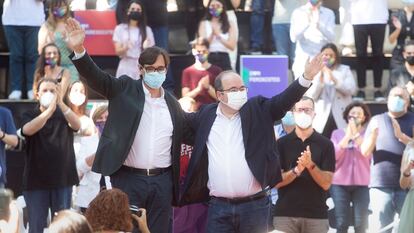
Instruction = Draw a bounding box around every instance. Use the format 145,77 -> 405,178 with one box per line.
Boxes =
292,167 -> 300,177
403,171 -> 411,177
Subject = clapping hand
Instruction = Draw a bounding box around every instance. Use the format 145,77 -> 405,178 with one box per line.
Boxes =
304,54 -> 325,81
65,18 -> 86,53
297,146 -> 315,169
391,118 -> 403,140
392,16 -> 402,30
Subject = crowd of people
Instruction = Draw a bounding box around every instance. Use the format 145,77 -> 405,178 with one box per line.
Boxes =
0,0 -> 414,233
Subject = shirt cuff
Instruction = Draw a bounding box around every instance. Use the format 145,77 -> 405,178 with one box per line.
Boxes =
73,49 -> 86,60
298,74 -> 312,88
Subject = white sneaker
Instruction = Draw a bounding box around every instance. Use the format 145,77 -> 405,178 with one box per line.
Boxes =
8,90 -> 22,100
27,90 -> 34,100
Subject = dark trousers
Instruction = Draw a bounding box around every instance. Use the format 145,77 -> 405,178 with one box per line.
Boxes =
23,186 -> 72,233
110,168 -> 173,233
3,25 -> 39,92
330,185 -> 370,233
353,24 -> 386,88
206,196 -> 271,233
208,52 -> 232,71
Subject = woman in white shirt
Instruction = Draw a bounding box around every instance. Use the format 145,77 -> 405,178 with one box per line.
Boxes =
305,43 -> 357,136
64,81 -> 102,212
113,0 -> 155,79
198,0 -> 237,71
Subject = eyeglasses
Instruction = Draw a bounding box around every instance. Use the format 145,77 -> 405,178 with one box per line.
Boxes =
218,86 -> 248,93
142,66 -> 167,74
293,108 -> 313,114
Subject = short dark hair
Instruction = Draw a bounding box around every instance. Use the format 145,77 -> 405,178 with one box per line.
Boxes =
404,40 -> 414,51
342,101 -> 371,125
294,96 -> 315,109
320,43 -> 341,67
36,78 -> 58,93
214,70 -> 237,91
138,46 -> 170,67
191,37 -> 210,49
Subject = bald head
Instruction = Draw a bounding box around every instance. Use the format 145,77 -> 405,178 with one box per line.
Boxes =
214,71 -> 243,91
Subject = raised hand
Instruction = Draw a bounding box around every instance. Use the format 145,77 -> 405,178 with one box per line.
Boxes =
391,118 -> 403,139
392,16 -> 402,30
304,54 -> 324,81
65,18 -> 86,53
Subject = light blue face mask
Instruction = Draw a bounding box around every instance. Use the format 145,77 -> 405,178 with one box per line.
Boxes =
281,111 -> 295,126
388,96 -> 405,113
143,71 -> 166,89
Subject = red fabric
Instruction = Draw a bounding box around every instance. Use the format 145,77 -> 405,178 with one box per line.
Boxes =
180,144 -> 193,179
181,64 -> 222,109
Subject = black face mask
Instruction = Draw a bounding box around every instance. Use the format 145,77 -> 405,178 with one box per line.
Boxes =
406,56 -> 414,65
128,11 -> 142,21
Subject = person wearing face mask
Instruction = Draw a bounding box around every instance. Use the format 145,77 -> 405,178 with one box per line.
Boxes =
273,96 -> 335,233
389,40 -> 414,93
63,81 -> 102,213
290,0 -> 335,78
113,0 -> 155,80
2,0 -> 45,99
198,0 -> 237,71
181,38 -> 221,111
38,0 -> 79,82
388,0 -> 414,70
329,102 -> 372,233
181,54 -> 325,232
305,43 -> 357,137
33,43 -> 70,98
274,111 -> 296,141
361,86 -> 414,233
18,78 -> 81,233
65,18 -> 191,233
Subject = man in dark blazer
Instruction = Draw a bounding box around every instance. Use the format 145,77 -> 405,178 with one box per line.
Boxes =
180,59 -> 324,232
65,19 -> 187,233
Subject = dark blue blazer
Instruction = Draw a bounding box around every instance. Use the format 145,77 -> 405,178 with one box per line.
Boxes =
180,80 -> 309,205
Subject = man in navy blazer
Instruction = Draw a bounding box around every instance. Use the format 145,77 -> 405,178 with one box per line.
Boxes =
180,58 -> 324,233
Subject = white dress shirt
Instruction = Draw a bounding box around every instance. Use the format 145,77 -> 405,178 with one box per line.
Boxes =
207,107 -> 262,198
123,83 -> 173,169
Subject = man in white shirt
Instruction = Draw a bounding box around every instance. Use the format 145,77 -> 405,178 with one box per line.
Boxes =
290,0 -> 335,78
65,18 -> 189,233
181,56 -> 325,232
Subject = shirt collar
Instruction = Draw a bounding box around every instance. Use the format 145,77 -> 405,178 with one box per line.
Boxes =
290,128 -> 317,142
216,104 -> 239,120
142,82 -> 165,98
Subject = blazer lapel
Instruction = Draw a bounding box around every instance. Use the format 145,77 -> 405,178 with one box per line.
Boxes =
134,79 -> 145,125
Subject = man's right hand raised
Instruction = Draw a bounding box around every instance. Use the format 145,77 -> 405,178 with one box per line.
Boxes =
65,18 -> 86,54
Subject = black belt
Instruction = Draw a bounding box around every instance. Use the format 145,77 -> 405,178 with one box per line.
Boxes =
120,165 -> 171,176
212,189 -> 270,204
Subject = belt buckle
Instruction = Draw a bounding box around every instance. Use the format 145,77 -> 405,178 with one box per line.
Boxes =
146,169 -> 150,176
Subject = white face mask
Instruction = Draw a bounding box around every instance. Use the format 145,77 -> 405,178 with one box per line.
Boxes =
224,90 -> 248,111
294,112 -> 313,129
69,92 -> 86,106
40,91 -> 55,108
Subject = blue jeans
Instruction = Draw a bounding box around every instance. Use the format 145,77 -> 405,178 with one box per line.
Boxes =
250,0 -> 265,49
272,23 -> 295,64
207,196 -> 271,233
369,187 -> 407,233
330,185 -> 369,233
152,26 -> 169,50
3,25 -> 39,92
23,186 -> 72,233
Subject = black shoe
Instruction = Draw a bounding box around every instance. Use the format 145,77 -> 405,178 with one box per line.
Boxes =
353,90 -> 365,101
374,90 -> 386,102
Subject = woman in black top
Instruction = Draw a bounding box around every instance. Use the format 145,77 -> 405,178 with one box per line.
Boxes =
389,4 -> 414,69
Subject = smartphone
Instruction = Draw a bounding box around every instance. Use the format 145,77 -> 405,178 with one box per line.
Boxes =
0,189 -> 13,220
130,205 -> 142,217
